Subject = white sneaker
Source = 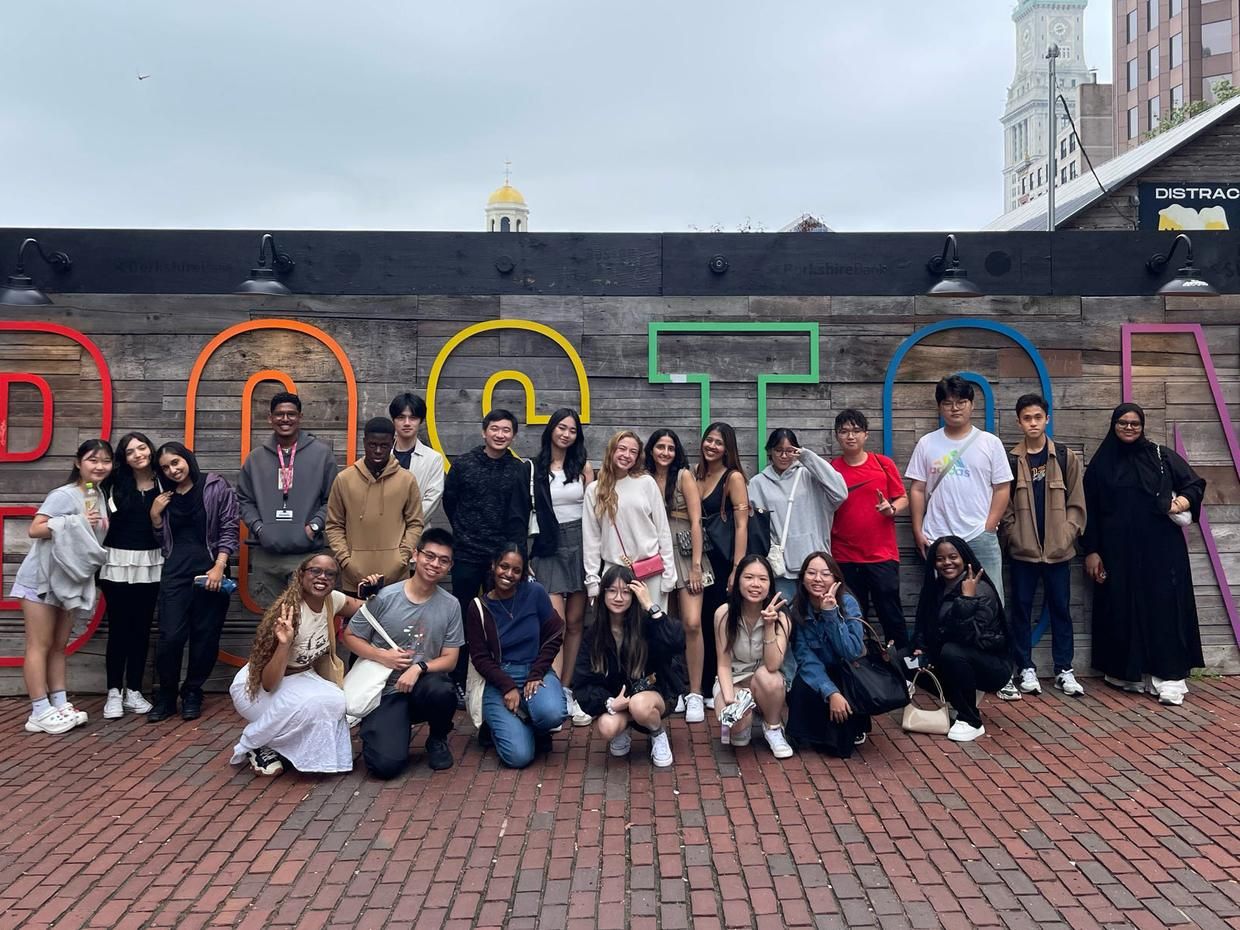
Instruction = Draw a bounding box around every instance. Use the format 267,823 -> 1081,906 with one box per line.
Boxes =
947,720 -> 986,742
1018,668 -> 1042,694
997,678 -> 1023,701
123,689 -> 153,714
1104,675 -> 1147,693
684,693 -> 705,724
103,689 -> 124,719
25,706 -> 76,735
1055,669 -> 1085,697
650,730 -> 673,767
674,694 -> 686,714
703,695 -> 715,710
1152,677 -> 1188,706
730,720 -> 753,747
762,724 -> 794,759
565,690 -> 592,727
608,731 -> 632,757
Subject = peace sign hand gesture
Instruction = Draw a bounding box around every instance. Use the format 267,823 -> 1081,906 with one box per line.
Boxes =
960,564 -> 984,598
819,582 -> 841,611
760,594 -> 787,625
274,603 -> 296,646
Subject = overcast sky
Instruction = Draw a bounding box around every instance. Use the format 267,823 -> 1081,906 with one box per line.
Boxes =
2,2 -> 1112,233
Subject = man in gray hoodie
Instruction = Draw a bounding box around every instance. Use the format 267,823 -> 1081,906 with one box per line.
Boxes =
237,392 -> 340,606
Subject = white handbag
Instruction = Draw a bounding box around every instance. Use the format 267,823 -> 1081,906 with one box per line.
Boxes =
901,667 -> 952,735
766,467 -> 803,577
465,597 -> 496,730
343,604 -> 403,726
526,460 -> 541,537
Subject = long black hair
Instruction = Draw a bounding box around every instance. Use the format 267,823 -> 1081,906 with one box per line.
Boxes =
106,431 -> 160,507
720,554 -> 783,654
695,421 -> 745,481
790,550 -> 854,625
644,428 -> 690,515
154,441 -> 203,489
536,408 -> 588,485
587,564 -> 648,678
67,438 -> 114,485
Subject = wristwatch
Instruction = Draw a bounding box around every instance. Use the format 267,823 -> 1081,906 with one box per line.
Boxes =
417,660 -> 429,673
309,521 -> 321,533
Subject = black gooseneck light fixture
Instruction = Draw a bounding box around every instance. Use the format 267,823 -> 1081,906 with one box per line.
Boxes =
0,238 -> 73,306
236,233 -> 296,295
1146,233 -> 1218,296
925,234 -> 983,298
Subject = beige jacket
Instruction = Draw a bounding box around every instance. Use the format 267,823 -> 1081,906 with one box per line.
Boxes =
1000,438 -> 1086,564
325,455 -> 424,592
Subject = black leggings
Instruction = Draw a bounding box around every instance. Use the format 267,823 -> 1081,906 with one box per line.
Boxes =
934,642 -> 1012,728
360,673 -> 457,780
98,580 -> 160,692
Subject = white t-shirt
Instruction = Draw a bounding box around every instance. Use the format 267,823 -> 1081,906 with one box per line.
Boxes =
288,590 -> 346,669
905,427 -> 1013,542
548,467 -> 586,523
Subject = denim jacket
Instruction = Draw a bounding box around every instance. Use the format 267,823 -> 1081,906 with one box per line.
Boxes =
792,593 -> 865,701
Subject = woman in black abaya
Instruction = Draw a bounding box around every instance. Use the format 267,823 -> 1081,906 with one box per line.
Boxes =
1082,403 -> 1206,705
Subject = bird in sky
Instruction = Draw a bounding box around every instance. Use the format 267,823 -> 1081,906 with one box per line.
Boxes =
137,70 -> 151,81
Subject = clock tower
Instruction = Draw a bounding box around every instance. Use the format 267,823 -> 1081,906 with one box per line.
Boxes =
1000,0 -> 1092,212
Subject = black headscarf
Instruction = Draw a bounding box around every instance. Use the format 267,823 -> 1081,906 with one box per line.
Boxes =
1084,403 -> 1169,510
913,535 -> 1002,642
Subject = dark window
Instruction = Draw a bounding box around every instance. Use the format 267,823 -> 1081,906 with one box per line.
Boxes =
1202,20 -> 1232,57
1070,163 -> 1078,179
1148,45 -> 1160,80
1146,0 -> 1157,28
501,217 -> 510,232
1171,32 -> 1183,68
1127,9 -> 1138,43
1069,135 -> 1077,152
1148,95 -> 1161,128
1128,106 -> 1139,139
1127,58 -> 1139,89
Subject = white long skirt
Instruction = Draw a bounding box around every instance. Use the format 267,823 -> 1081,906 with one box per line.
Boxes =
229,665 -> 353,773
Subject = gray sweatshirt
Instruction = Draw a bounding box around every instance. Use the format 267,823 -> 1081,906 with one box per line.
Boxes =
238,432 -> 339,554
747,451 -> 849,579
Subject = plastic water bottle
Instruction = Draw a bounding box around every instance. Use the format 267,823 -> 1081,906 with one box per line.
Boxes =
82,482 -> 99,515
193,575 -> 238,594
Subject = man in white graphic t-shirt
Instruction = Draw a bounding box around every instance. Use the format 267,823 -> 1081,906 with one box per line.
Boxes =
906,375 -> 1013,606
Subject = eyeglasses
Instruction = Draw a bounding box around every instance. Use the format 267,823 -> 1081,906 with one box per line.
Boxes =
939,399 -> 971,410
272,412 -> 300,421
417,551 -> 453,566
771,447 -> 797,457
835,428 -> 865,436
303,567 -> 338,579
1116,420 -> 1142,430
803,569 -> 834,579
605,587 -> 631,598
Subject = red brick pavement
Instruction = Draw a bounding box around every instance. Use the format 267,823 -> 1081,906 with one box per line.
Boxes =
3,678 -> 1240,929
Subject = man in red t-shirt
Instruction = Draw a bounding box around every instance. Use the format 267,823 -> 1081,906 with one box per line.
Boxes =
829,409 -> 910,648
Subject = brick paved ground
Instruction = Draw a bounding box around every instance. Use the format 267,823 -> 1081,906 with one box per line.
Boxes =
2,678 -> 1240,930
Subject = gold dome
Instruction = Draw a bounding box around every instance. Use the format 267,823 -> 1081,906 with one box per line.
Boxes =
487,184 -> 526,206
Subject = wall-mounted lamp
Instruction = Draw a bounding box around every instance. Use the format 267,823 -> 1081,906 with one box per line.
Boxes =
1146,233 -> 1218,296
236,233 -> 296,295
0,238 -> 72,306
708,254 -> 729,275
925,234 -> 983,298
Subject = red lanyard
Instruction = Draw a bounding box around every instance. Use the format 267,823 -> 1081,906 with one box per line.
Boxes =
277,443 -> 297,499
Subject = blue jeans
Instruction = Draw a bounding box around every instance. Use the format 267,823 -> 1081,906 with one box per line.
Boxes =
965,530 -> 1005,607
1008,559 -> 1074,673
482,663 -> 566,769
774,577 -> 799,604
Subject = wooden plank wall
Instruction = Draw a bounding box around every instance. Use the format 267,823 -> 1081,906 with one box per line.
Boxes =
1,292 -> 1237,694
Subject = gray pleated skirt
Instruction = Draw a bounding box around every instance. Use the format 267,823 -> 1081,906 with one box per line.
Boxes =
530,519 -> 585,595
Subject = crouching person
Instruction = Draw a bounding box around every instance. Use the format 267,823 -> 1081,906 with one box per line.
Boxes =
465,544 -> 567,768
230,554 -> 376,776
573,567 -> 686,768
342,528 -> 463,777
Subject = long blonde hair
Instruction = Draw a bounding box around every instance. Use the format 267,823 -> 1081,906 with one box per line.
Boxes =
592,430 -> 644,523
245,553 -> 337,698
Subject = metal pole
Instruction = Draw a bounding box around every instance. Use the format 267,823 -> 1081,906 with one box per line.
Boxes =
1047,43 -> 1060,232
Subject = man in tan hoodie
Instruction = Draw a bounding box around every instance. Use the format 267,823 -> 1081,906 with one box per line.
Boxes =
326,418 -> 425,595
999,394 -> 1087,699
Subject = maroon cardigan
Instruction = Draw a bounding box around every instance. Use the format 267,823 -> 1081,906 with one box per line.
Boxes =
464,582 -> 564,695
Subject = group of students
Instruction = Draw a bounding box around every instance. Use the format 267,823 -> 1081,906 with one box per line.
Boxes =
13,375 -> 1208,777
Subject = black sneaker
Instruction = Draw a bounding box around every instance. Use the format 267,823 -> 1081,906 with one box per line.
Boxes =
534,730 -> 554,755
477,722 -> 494,748
248,747 -> 284,776
426,737 -> 454,771
147,699 -> 176,723
454,683 -> 466,710
181,694 -> 203,721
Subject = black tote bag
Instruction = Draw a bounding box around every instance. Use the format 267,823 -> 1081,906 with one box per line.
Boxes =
837,622 -> 912,716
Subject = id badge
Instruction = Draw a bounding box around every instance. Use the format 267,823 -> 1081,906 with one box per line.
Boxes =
274,509 -> 294,522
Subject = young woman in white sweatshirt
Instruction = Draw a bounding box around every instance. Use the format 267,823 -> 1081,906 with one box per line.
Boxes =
582,431 -> 676,610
